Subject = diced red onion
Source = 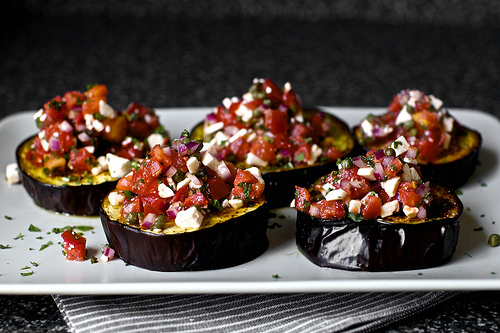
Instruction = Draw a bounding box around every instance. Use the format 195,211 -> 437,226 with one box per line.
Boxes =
59,120 -> 73,133
206,113 -> 217,124
177,143 -> 188,156
373,162 -> 384,181
279,104 -> 288,112
417,206 -> 427,219
352,156 -> 367,168
340,178 -> 351,191
374,149 -> 386,161
187,173 -> 202,186
163,146 -> 173,157
309,205 -> 320,217
140,213 -> 156,229
49,137 -> 60,151
415,183 -> 430,197
166,202 -> 181,219
186,141 -> 200,154
216,162 -> 232,181
321,122 -> 330,132
102,245 -> 115,260
225,126 -> 239,136
382,156 -> 394,167
71,105 -> 83,112
279,148 -> 291,158
406,147 -> 418,160
165,165 -> 177,178
75,123 -> 86,132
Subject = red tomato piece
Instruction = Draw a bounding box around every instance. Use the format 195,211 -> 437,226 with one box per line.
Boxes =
184,191 -> 209,209
362,195 -> 382,220
294,186 -> 312,212
316,200 -> 345,220
68,148 -> 95,174
250,136 -> 276,162
264,109 -> 288,135
61,229 -> 87,261
207,176 -> 230,200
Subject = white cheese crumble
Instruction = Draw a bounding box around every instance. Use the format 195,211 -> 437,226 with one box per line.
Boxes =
390,135 -> 410,156
106,153 -> 131,178
325,189 -> 347,201
6,163 -> 20,184
246,152 -> 268,167
158,183 -> 175,198
108,192 -> 125,206
99,100 -> 117,118
308,144 -> 322,165
204,121 -> 224,135
228,199 -> 244,209
381,176 -> 401,198
201,151 -> 219,171
175,207 -> 204,229
147,133 -> 165,149
430,95 -> 443,110
348,200 -> 362,215
245,167 -> 265,184
395,105 -> 413,125
403,205 -> 419,218
186,156 -> 200,174
360,119 -> 374,136
357,167 -> 376,181
380,200 -> 400,218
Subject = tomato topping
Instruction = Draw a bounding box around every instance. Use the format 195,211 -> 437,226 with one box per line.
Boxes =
294,186 -> 312,212
207,176 -> 230,200
362,195 -> 382,220
68,148 -> 95,174
61,229 -> 87,261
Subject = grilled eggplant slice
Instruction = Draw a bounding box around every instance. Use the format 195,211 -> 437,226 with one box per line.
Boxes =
354,124 -> 481,189
192,108 -> 355,208
100,193 -> 268,271
17,136 -> 117,215
296,184 -> 463,271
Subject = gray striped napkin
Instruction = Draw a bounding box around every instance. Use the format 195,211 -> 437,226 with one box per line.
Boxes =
53,291 -> 460,333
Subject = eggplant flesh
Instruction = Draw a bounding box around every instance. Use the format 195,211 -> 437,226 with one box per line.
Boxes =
354,125 -> 482,189
100,194 -> 269,272
191,109 -> 355,208
16,136 -> 117,215
296,185 -> 463,271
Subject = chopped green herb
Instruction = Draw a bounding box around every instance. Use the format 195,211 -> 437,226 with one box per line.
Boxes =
480,214 -> 485,218
473,227 -> 484,231
21,271 -> 34,277
28,224 -> 41,232
295,152 -> 305,162
91,256 -> 98,264
39,243 -> 50,251
123,190 -> 138,201
481,182 -> 487,187
36,236 -> 43,240
418,273 -> 423,276
0,244 -> 11,249
30,261 -> 39,267
348,212 -> 364,222
454,189 -> 463,195
272,274 -> 280,279
14,233 -> 24,240
21,266 -> 31,270
237,182 -> 253,201
4,215 -> 12,220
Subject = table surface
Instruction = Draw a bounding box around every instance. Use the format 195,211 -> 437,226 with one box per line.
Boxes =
1,9 -> 500,332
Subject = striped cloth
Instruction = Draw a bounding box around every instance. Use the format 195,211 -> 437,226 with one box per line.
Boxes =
53,291 -> 460,333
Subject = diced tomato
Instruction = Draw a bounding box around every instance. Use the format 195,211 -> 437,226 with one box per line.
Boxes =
41,96 -> 69,127
85,84 -> 108,102
250,136 -> 276,162
121,196 -> 142,218
63,90 -> 85,110
81,99 -> 100,116
262,78 -> 283,104
184,191 -> 208,209
289,123 -> 312,143
150,145 -> 172,169
387,96 -> 402,113
294,186 -> 312,212
282,89 -> 301,113
362,195 -> 382,220
384,157 -> 403,178
101,115 -> 128,143
172,185 -> 189,203
126,102 -> 160,139
231,169 -> 264,201
207,176 -> 230,200
309,112 -> 328,137
116,172 -> 135,191
314,200 -> 345,220
413,110 -> 440,131
293,144 -> 310,165
264,109 -> 288,135
61,229 -> 87,261
416,128 -> 444,162
68,148 -> 95,174
230,138 -> 251,161
323,146 -> 343,161
142,195 -> 169,215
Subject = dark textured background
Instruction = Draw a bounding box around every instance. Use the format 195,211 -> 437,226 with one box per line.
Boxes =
1,1 -> 500,331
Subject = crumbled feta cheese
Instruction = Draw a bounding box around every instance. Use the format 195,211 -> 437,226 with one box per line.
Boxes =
33,109 -> 43,121
442,116 -> 454,133
395,105 -> 413,125
40,139 -> 49,152
290,199 -> 295,208
381,176 -> 400,198
322,182 -> 335,194
213,131 -> 229,146
201,151 -> 219,170
176,177 -> 191,190
357,167 -> 376,181
235,104 -> 253,122
229,128 -> 248,143
147,133 -> 165,148
222,199 -> 229,208
91,165 -> 103,176
308,144 -> 322,165
410,167 -> 421,181
246,132 -> 257,143
108,192 -> 125,206
5,163 -> 20,184
84,145 -> 95,154
380,200 -> 400,218
186,156 -> 200,174
97,155 -> 108,169
360,119 -> 374,136
284,82 -> 292,92
175,207 -> 204,229
348,200 -> 362,215
38,130 -> 46,139
99,100 -> 117,118
158,183 -> 175,198
443,132 -> 452,150
294,110 -> 304,123
245,167 -> 265,184
228,199 -> 244,209
222,97 -> 232,109
106,153 -> 131,178
204,121 -> 224,135
92,119 -> 104,132
403,205 -> 419,218
430,95 -> 443,110
246,152 -> 268,167
325,189 -> 347,201
390,136 -> 410,156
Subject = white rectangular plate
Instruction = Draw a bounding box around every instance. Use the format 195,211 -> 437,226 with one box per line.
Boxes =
1,107 -> 499,294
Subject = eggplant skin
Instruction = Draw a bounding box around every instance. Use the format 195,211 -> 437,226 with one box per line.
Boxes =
354,124 -> 482,189
296,185 -> 463,271
100,196 -> 269,272
191,108 -> 355,208
16,136 -> 117,216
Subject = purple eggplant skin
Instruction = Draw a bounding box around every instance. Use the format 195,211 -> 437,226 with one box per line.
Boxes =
16,136 -> 117,216
100,196 -> 269,272
296,185 -> 463,272
353,124 -> 482,189
191,108 -> 355,208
